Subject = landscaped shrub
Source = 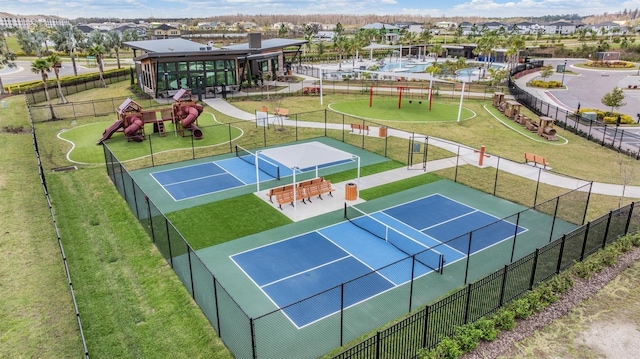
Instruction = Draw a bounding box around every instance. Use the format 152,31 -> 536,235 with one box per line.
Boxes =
577,108 -> 634,124
471,317 -> 499,341
418,338 -> 463,359
528,80 -> 563,88
585,60 -> 634,68
453,325 -> 483,352
491,308 -> 516,331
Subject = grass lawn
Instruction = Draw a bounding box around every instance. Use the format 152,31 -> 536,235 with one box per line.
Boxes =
1,93 -> 234,357
328,97 -> 474,122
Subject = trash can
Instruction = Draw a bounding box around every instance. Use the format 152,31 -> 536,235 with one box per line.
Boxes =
345,183 -> 358,201
379,126 -> 387,138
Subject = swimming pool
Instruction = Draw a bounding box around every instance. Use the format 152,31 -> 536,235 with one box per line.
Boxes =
379,61 -> 431,73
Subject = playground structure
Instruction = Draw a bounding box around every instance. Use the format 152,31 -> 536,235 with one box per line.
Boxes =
493,92 -> 557,141
97,89 -> 204,145
369,85 -> 433,111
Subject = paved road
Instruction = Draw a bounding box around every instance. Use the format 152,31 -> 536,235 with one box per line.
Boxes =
0,59 -> 133,86
525,58 -> 640,117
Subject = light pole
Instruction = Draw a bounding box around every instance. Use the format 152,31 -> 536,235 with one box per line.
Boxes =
561,59 -> 567,87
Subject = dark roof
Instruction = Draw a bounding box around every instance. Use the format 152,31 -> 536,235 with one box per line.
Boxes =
222,38 -> 307,51
154,24 -> 177,31
124,38 -> 216,53
76,24 -> 95,34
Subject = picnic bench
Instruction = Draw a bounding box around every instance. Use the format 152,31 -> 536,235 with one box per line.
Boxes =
524,152 -> 550,169
274,107 -> 289,117
350,123 -> 370,135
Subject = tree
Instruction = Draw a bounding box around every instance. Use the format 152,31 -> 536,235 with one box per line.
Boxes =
277,23 -> 288,38
87,30 -> 107,87
0,31 -> 17,95
46,54 -> 67,104
601,87 -> 626,113
105,30 -> 123,69
16,29 -> 43,57
31,58 -> 57,119
88,44 -> 107,88
303,24 -> 315,53
334,22 -> 344,37
51,24 -> 84,76
539,65 -> 554,80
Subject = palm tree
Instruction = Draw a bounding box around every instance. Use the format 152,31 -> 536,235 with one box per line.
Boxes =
431,43 -> 443,63
88,44 -> 107,88
51,24 -> 84,76
87,30 -> 107,87
16,29 -> 42,57
46,54 -> 67,104
106,31 -> 123,69
419,30 -> 433,60
0,31 -> 16,95
31,58 -> 57,119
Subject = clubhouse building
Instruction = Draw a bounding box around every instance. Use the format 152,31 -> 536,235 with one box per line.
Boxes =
125,34 -> 306,99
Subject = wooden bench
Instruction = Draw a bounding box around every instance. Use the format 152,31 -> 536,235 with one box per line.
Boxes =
525,152 -> 550,169
274,107 -> 289,117
305,180 -> 334,200
267,184 -> 294,203
350,123 -> 370,135
274,187 -> 308,210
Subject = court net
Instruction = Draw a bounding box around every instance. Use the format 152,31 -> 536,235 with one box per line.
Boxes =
235,145 -> 281,180
344,204 -> 444,274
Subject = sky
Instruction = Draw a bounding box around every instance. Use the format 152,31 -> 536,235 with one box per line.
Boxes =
4,0 -> 640,20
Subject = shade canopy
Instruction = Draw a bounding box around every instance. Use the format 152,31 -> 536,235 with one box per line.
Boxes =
260,141 -> 355,170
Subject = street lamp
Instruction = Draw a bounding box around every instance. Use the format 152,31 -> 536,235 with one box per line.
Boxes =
561,59 -> 567,87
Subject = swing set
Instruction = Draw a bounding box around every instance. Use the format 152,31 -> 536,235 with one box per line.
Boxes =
368,85 -> 433,111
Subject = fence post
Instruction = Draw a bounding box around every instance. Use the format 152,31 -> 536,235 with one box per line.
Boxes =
165,217 -> 173,267
250,318 -> 257,359
492,157 -> 500,196
463,284 -> 473,324
213,276 -> 222,337
421,306 -> 430,349
624,202 -> 635,234
340,283 -> 345,346
498,265 -> 508,306
601,211 -> 613,249
556,235 -> 566,273
375,331 -> 381,359
579,222 -> 591,261
188,247 -> 195,299
409,257 -> 416,312
529,249 -> 540,289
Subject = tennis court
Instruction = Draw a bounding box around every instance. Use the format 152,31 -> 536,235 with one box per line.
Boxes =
231,193 -> 526,328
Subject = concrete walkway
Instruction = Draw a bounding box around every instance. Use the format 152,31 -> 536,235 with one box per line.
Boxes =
201,78 -> 640,221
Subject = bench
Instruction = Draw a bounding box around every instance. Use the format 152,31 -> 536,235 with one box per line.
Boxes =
267,184 -> 294,203
274,107 -> 289,117
302,86 -> 320,95
350,123 -> 370,135
274,187 -> 308,210
525,152 -> 550,169
305,180 -> 334,200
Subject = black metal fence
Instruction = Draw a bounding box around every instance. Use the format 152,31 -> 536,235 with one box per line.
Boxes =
101,103 -> 612,358
27,98 -> 90,358
332,202 -> 640,358
28,95 -> 164,123
507,65 -> 640,158
24,69 -> 131,107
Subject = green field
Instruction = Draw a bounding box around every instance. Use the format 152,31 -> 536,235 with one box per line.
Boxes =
329,97 -> 475,123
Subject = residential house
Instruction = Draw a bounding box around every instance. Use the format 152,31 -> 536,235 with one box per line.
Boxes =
592,21 -> 623,35
543,21 -> 576,35
151,24 -> 181,39
359,23 -> 401,43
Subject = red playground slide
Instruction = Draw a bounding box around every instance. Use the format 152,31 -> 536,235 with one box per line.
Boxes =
124,116 -> 144,141
96,120 -> 124,145
181,106 -> 203,139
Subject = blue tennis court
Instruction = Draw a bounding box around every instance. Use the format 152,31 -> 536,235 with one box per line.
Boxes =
231,193 -> 527,328
150,142 -> 356,201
